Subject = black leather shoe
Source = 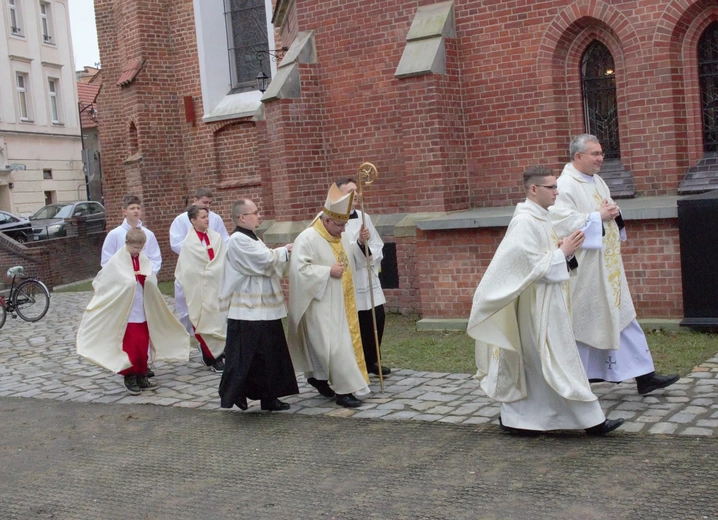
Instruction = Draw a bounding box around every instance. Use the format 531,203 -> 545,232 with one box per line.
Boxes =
585,418 -> 625,435
636,372 -> 680,395
236,396 -> 248,411
260,398 -> 290,411
146,369 -> 155,378
335,393 -> 362,408
368,364 -> 391,376
307,377 -> 335,397
498,417 -> 540,437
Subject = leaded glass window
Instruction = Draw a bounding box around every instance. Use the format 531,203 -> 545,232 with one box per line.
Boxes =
581,41 -> 621,159
699,23 -> 718,152
224,0 -> 269,94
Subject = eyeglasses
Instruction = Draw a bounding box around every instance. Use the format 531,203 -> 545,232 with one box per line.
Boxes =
534,185 -> 558,190
329,219 -> 346,227
241,210 -> 260,216
581,151 -> 605,157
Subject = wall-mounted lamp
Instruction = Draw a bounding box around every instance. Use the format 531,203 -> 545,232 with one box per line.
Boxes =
255,47 -> 289,93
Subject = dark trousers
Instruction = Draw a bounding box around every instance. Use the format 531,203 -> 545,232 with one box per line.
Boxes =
358,304 -> 385,368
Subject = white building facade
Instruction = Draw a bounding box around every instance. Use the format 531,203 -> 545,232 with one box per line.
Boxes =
0,0 -> 84,217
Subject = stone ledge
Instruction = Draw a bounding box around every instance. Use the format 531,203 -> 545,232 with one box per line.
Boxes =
417,195 -> 683,231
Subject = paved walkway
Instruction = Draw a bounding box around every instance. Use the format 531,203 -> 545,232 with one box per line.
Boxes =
2,292 -> 718,436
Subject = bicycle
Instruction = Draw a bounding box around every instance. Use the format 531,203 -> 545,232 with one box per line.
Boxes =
0,266 -> 51,329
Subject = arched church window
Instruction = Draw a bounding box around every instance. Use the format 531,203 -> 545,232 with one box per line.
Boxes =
224,0 -> 270,94
581,41 -> 621,159
698,22 -> 718,152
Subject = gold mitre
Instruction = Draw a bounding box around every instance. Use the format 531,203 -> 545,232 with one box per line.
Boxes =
321,183 -> 354,222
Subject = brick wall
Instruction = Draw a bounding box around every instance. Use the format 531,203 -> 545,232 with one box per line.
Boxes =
416,221 -> 684,320
93,0 -> 712,319
1,224 -> 104,292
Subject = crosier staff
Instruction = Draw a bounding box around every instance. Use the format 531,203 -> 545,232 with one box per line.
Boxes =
356,162 -> 384,392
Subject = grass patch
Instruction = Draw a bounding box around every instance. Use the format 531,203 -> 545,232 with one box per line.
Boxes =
56,280 -> 175,297
381,315 -> 718,377
645,329 -> 718,376
381,314 -> 475,374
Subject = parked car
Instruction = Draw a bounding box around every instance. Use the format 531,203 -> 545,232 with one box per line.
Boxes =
0,210 -> 33,243
30,201 -> 106,240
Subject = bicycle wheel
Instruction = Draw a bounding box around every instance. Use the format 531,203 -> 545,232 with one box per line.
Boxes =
0,297 -> 6,329
13,279 -> 50,322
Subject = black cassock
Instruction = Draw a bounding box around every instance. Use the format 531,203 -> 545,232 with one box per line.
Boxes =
218,318 -> 299,408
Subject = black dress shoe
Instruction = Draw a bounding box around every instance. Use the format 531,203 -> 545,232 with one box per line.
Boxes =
498,417 -> 540,437
307,377 -> 335,397
146,369 -> 155,378
585,418 -> 625,435
236,396 -> 248,411
260,398 -> 290,411
368,364 -> 391,376
335,393 -> 362,408
636,372 -> 680,395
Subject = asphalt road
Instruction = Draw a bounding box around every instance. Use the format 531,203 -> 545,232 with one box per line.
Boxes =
1,397 -> 716,520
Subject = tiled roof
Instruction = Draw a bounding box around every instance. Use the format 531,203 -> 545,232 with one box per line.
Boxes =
678,151 -> 718,194
117,58 -> 144,87
601,158 -> 635,199
77,83 -> 101,129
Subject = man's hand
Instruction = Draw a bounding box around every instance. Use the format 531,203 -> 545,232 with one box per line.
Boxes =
599,198 -> 620,221
559,230 -> 585,257
285,243 -> 293,253
330,263 -> 345,279
358,225 -> 370,246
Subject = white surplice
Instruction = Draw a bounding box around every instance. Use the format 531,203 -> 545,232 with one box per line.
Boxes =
174,228 -> 228,358
467,199 -> 603,431
345,211 -> 386,310
77,246 -> 189,373
101,219 -> 162,274
550,164 -> 654,381
287,225 -> 370,397
219,230 -> 291,321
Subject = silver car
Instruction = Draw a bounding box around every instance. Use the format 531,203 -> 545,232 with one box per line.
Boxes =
30,201 -> 106,240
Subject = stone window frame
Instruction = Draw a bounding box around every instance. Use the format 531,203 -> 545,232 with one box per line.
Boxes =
47,76 -> 61,124
39,0 -> 55,45
193,0 -> 277,123
7,0 -> 24,38
15,71 -> 32,121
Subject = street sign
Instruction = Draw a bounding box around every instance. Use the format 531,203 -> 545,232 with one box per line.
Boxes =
8,164 -> 26,171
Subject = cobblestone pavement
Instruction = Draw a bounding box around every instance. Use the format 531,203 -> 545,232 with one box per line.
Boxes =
1,292 -> 718,436
1,396 -> 717,519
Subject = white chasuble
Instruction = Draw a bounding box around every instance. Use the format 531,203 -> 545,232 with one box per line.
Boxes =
287,223 -> 370,397
549,163 -> 636,351
467,200 -> 596,405
77,247 -> 189,373
175,228 -> 228,358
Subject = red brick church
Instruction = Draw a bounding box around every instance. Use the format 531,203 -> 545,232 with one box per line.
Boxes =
94,0 -> 718,322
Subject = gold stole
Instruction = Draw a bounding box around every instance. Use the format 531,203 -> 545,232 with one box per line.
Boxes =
591,189 -> 622,308
312,220 -> 370,383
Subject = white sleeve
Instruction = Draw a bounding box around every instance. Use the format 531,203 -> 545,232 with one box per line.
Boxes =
143,229 -> 163,275
100,228 -> 121,267
537,249 -> 570,284
169,215 -> 188,255
210,212 -> 230,245
580,212 -> 603,250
